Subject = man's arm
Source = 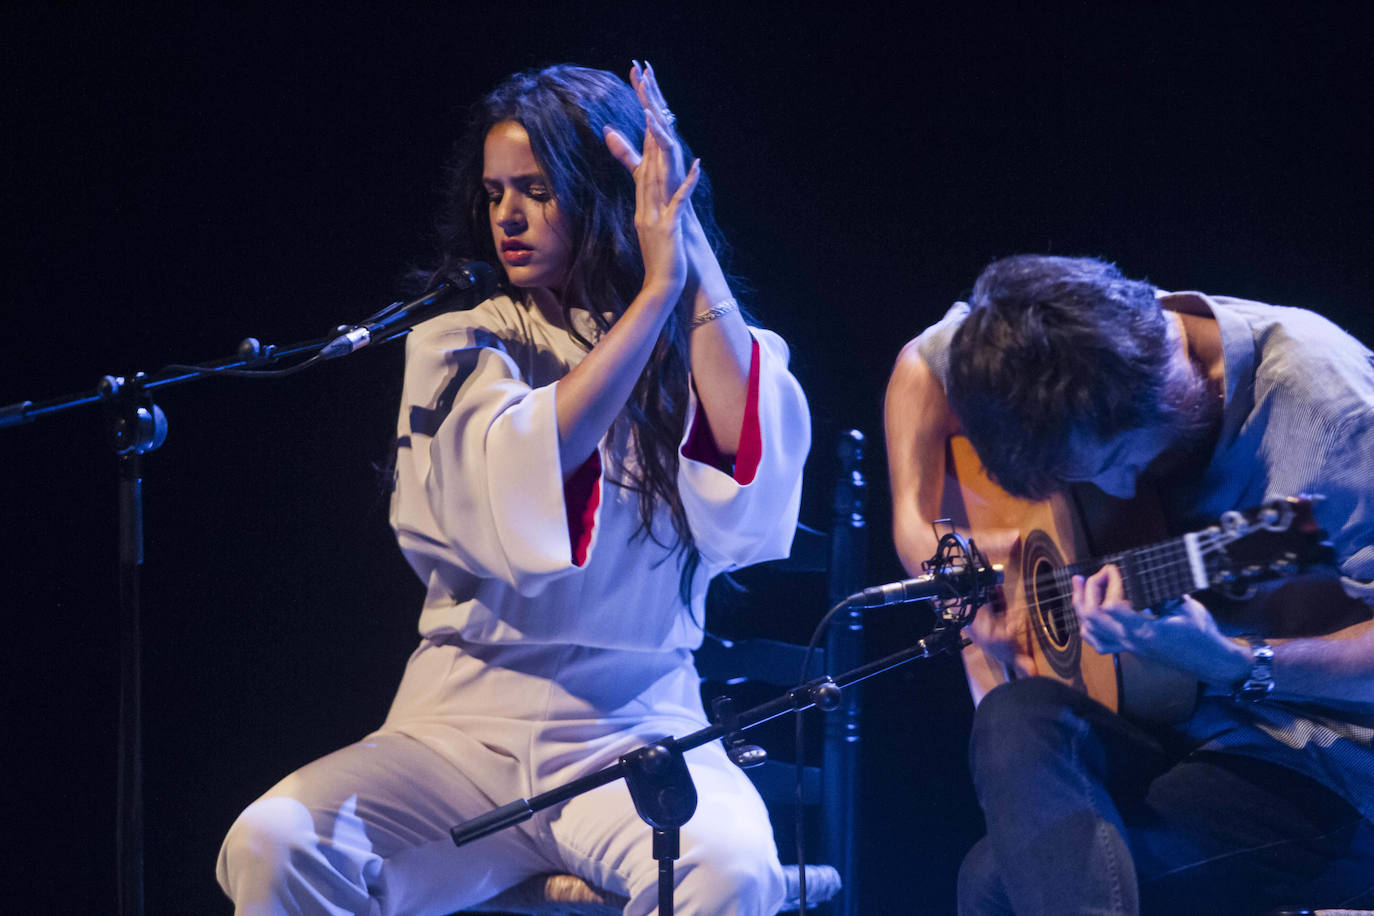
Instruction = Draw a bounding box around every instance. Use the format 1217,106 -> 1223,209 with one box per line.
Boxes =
1268,619 -> 1374,708
1077,565 -> 1374,711
884,339 -> 961,576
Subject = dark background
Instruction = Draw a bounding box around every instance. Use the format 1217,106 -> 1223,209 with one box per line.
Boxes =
3,3 -> 1372,913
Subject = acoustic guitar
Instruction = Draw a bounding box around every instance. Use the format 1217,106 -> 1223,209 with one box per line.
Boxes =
940,435 -> 1342,725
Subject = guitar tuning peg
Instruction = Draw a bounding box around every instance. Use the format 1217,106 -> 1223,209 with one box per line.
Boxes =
1269,557 -> 1299,577
1258,499 -> 1296,532
1220,510 -> 1247,537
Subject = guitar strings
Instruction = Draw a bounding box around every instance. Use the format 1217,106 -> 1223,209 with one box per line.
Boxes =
1034,549 -> 1226,633
1026,536 -> 1233,633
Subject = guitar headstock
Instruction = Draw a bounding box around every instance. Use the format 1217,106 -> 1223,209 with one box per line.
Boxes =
1197,496 -> 1335,598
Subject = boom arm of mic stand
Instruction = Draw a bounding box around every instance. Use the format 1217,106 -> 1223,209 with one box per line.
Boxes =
449,799 -> 536,846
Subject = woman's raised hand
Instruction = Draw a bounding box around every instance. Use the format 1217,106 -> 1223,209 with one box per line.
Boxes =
605,61 -> 752,457
636,120 -> 699,300
631,61 -> 688,193
604,61 -> 692,196
604,66 -> 700,303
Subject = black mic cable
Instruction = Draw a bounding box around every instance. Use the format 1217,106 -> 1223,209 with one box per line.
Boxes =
784,530 -> 1001,914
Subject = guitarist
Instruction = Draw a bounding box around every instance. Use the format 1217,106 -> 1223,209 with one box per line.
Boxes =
885,255 -> 1374,915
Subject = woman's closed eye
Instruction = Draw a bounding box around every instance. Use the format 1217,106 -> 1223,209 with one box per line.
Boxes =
520,180 -> 552,202
484,178 -> 553,205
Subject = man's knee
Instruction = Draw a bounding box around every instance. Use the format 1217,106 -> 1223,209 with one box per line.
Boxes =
969,678 -> 1086,777
957,837 -> 1012,916
974,678 -> 1083,734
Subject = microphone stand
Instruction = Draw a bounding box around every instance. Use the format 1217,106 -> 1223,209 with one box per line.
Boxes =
0,286 -> 469,916
450,614 -> 974,915
3,336 -> 334,916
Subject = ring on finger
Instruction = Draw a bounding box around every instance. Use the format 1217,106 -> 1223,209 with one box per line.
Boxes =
660,107 -> 676,126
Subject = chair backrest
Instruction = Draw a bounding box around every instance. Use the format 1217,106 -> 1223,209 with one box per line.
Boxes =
696,429 -> 868,916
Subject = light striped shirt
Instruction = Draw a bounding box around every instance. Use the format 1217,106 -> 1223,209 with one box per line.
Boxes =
918,292 -> 1374,820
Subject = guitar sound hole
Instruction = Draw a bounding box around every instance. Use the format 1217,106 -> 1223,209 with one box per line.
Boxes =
1033,559 -> 1072,648
1023,529 -> 1081,679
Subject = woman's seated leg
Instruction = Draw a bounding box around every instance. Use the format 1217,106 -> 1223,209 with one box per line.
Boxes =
216,730 -> 553,916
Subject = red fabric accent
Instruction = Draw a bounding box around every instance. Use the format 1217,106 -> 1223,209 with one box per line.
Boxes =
682,394 -> 726,470
680,338 -> 763,483
734,338 -> 763,484
564,451 -> 602,567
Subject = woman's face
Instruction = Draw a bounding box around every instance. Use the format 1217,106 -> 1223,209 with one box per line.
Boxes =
482,120 -> 573,293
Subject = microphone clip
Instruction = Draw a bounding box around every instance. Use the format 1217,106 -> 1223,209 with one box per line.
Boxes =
924,523 -> 996,631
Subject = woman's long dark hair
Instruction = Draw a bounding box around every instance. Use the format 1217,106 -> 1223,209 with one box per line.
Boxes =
430,64 -> 741,601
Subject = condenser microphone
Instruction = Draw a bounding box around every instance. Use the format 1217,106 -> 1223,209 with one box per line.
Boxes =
851,563 -> 1003,609
320,261 -> 497,359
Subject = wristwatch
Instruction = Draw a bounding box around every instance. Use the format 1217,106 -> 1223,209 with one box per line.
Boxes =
1232,636 -> 1275,703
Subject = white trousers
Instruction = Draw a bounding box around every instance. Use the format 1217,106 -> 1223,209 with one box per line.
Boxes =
217,638 -> 785,915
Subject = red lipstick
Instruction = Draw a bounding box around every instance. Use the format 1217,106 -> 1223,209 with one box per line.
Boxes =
501,240 -> 532,266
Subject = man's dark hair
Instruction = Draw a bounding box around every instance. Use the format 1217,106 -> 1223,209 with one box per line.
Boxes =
947,255 -> 1197,499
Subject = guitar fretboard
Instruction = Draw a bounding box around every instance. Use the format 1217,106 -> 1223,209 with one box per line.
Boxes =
1057,535 -> 1200,613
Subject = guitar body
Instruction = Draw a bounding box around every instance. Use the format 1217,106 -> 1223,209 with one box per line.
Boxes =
943,435 -> 1200,724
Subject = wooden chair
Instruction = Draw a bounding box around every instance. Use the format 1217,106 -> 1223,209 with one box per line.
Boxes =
695,428 -> 867,915
466,430 -> 869,915
465,865 -> 842,915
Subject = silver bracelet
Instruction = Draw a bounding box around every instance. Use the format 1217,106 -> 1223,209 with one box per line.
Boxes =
689,297 -> 738,329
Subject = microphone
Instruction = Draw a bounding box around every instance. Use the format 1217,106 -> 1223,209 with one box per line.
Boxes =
851,562 -> 1003,609
320,261 -> 497,359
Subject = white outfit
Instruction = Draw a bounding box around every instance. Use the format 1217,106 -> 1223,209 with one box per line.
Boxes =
217,295 -> 812,915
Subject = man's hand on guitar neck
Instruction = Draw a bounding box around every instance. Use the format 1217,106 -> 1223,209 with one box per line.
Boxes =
1074,564 -> 1252,687
1076,561 -> 1374,717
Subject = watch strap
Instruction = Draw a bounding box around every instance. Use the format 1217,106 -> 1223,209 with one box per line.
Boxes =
1232,635 -> 1275,703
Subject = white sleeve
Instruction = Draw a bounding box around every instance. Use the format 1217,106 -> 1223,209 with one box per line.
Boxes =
676,327 -> 810,569
391,318 -> 583,596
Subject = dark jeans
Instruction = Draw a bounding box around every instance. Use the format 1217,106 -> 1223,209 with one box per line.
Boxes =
958,678 -> 1374,916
